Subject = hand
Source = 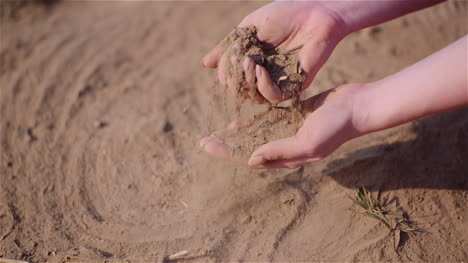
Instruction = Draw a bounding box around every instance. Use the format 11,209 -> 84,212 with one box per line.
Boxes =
201,1 -> 347,103
200,84 -> 365,169
201,35 -> 468,169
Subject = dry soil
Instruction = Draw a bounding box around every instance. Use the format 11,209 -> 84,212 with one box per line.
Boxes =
0,1 -> 467,262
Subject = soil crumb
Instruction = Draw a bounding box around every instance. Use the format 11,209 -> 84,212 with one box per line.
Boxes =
216,26 -> 306,159
1,1 -> 467,262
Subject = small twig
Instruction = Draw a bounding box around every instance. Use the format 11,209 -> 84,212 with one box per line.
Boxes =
349,186 -> 420,235
179,201 -> 189,208
167,250 -> 190,261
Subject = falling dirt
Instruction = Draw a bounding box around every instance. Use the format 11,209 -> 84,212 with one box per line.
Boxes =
0,1 -> 467,263
215,26 -> 306,159
215,107 -> 303,160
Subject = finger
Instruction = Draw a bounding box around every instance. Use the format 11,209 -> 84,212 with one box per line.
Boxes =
256,64 -> 286,104
219,45 -> 242,95
248,136 -> 306,168
253,91 -> 267,104
243,57 -> 266,104
199,136 -> 230,160
201,45 -> 223,68
299,40 -> 336,88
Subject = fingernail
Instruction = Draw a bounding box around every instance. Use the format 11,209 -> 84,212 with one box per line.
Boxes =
255,64 -> 262,78
199,140 -> 209,150
201,142 -> 212,152
248,155 -> 265,167
201,56 -> 207,67
199,136 -> 215,150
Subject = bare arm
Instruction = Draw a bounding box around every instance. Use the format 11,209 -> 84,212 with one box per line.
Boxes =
247,35 -> 467,168
202,0 -> 448,104
354,35 -> 468,135
322,0 -> 447,35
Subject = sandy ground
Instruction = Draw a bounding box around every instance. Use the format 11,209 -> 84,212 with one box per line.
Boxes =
0,1 -> 467,262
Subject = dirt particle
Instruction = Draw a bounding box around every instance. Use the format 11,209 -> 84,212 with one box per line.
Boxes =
163,121 -> 173,133
26,128 -> 37,142
241,215 -> 252,224
78,84 -> 92,97
364,26 -> 382,37
93,120 -> 107,128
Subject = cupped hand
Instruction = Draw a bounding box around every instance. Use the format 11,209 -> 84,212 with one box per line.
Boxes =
199,84 -> 366,169
201,1 -> 347,103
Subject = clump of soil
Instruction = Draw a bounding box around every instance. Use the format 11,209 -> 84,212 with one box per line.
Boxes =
215,26 -> 306,160
220,26 -> 306,105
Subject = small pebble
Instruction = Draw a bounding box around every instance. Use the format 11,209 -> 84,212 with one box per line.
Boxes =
241,215 -> 252,224
163,121 -> 173,133
362,26 -> 382,37
93,121 -> 107,128
26,128 -> 37,142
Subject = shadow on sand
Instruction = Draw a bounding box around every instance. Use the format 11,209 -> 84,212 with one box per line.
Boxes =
321,108 -> 468,192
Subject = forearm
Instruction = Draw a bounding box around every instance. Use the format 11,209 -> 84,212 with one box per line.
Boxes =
354,35 -> 468,135
321,0 -> 446,34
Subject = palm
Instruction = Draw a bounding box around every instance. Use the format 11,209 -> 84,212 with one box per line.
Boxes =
200,85 -> 359,169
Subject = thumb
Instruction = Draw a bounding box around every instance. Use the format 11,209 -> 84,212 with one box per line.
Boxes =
299,39 -> 337,87
201,45 -> 223,68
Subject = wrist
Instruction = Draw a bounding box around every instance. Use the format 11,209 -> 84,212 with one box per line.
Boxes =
348,80 -> 393,137
316,2 -> 357,37
313,3 -> 350,40
320,0 -> 446,35
290,2 -> 350,42
343,82 -> 374,138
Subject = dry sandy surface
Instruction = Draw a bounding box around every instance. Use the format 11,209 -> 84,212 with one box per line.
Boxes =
1,1 -> 467,262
